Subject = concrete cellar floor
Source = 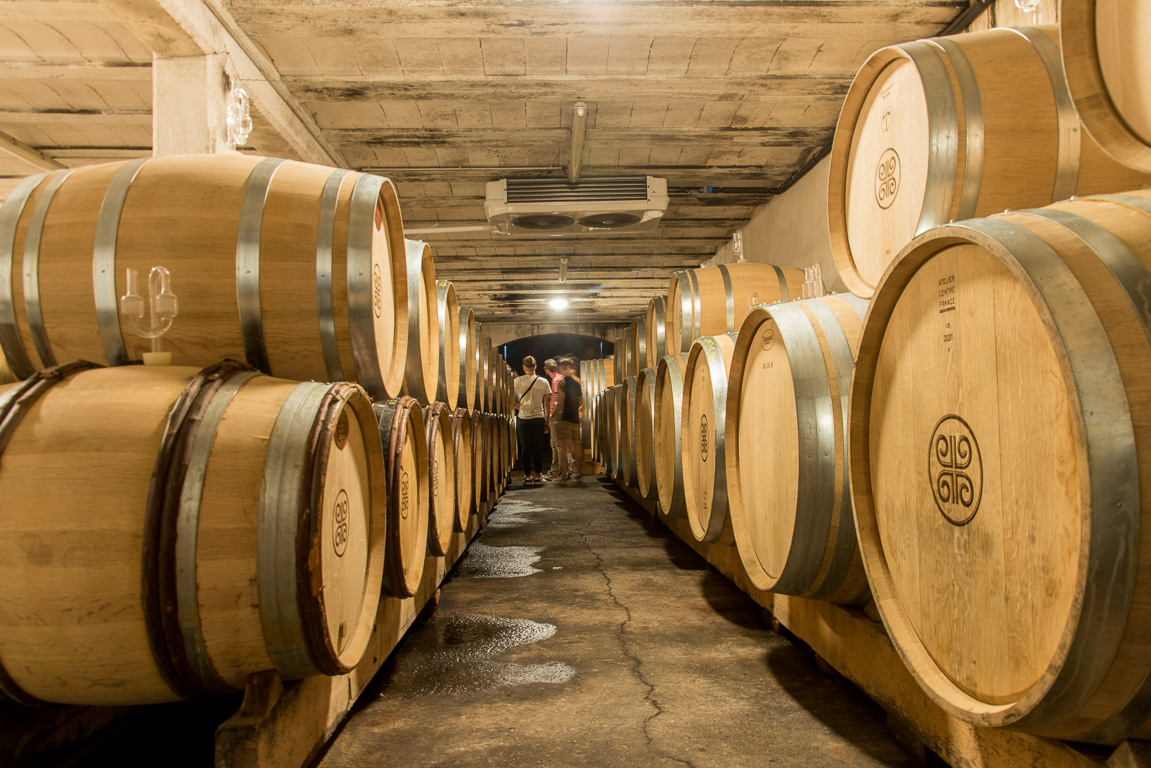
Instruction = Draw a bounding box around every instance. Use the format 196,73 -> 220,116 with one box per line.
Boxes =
317,473 -> 919,768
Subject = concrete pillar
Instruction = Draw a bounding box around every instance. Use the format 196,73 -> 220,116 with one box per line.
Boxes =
152,53 -> 230,155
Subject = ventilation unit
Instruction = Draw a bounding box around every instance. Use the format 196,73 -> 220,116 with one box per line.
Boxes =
484,177 -> 669,237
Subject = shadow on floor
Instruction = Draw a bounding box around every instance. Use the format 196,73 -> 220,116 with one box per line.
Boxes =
765,643 -> 922,768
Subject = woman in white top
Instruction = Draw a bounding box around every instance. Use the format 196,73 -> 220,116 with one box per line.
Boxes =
514,355 -> 550,485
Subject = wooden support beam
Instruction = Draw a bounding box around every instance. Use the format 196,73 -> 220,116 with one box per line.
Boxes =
326,127 -> 831,149
0,61 -> 152,81
291,74 -> 853,103
100,0 -> 344,165
0,130 -> 65,171
0,110 -> 151,125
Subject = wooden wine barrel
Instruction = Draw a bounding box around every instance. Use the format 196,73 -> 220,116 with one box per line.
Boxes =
654,354 -> 687,519
619,376 -> 638,487
645,296 -> 666,369
435,282 -> 460,407
595,392 -> 607,469
629,315 -> 647,379
667,264 -> 805,354
634,366 -> 658,500
602,385 -> 617,479
602,356 -> 615,394
424,402 -> 457,557
374,396 -> 430,598
0,357 -> 14,384
477,334 -> 490,412
850,188 -> 1151,743
0,361 -> 386,706
829,25 -> 1151,299
481,337 -> 494,411
726,294 -> 870,605
401,240 -> 439,404
0,155 -> 407,398
452,406 -> 475,523
1062,0 -> 1151,172
614,336 -> 625,386
471,410 -> 488,505
456,307 -> 478,411
681,333 -> 738,543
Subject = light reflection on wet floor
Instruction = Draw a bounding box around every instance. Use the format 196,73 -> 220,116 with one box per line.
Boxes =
377,612 -> 576,698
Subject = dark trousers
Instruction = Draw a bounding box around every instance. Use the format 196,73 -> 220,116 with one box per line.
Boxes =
517,417 -> 546,476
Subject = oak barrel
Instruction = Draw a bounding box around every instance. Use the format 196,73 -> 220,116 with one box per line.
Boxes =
435,281 -> 460,407
726,294 -> 870,604
452,406 -> 475,522
681,333 -> 738,543
0,155 -> 408,397
456,307 -> 478,411
667,264 -> 805,355
619,376 -> 638,487
634,366 -> 658,500
829,25 -> 1151,298
401,240 -> 439,404
1062,0 -> 1151,172
424,401 -> 457,557
0,362 -> 386,706
850,188 -> 1151,742
472,410 -> 489,505
629,315 -> 647,379
654,354 -> 688,520
374,396 -> 430,598
645,296 -> 667,369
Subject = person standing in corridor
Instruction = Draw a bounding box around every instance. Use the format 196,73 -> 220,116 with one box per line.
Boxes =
552,357 -> 584,483
514,356 -> 550,485
543,358 -> 564,479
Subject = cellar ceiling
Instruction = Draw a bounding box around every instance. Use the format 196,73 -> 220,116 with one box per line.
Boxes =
0,0 -> 966,324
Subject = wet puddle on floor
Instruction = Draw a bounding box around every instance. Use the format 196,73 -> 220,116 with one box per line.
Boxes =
454,542 -> 544,578
380,612 -> 576,697
486,498 -> 553,529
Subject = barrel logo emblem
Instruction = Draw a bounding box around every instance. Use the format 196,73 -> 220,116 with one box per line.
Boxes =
372,263 -> 383,318
400,469 -> 410,520
929,415 -> 982,526
332,490 -> 349,557
700,414 -> 709,463
760,327 -> 775,351
335,411 -> 349,450
875,148 -> 900,210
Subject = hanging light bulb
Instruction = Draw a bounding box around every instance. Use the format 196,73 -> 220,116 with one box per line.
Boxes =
559,257 -> 569,283
549,297 -> 569,310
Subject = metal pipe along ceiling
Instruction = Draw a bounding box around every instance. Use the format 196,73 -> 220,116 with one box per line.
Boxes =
567,102 -> 588,184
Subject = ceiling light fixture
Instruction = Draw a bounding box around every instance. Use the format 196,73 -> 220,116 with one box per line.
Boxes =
549,297 -> 569,310
559,257 -> 568,283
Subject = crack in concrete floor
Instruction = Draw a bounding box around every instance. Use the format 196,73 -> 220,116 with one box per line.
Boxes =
577,511 -> 701,768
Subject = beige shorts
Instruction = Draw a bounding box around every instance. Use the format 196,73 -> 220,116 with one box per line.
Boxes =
553,420 -> 580,441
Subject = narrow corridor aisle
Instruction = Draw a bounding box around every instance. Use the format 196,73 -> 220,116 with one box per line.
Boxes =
317,476 -> 916,768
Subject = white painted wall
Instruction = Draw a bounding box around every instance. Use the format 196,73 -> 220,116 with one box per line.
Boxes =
705,0 -> 1060,296
706,155 -> 845,293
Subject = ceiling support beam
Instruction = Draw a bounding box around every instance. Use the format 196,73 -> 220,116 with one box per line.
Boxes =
152,53 -> 229,155
100,0 -> 344,165
0,130 -> 65,171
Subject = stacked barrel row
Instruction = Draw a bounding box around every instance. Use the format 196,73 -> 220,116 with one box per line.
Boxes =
603,14 -> 1151,746
0,154 -> 517,707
